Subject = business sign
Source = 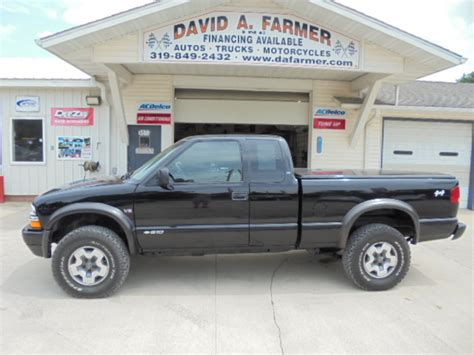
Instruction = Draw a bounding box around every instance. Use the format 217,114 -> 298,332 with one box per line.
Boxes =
138,103 -> 172,112
314,119 -> 346,130
51,108 -> 94,126
16,96 -> 40,112
314,108 -> 347,130
137,113 -> 172,125
57,136 -> 92,160
137,102 -> 172,125
144,12 -> 360,69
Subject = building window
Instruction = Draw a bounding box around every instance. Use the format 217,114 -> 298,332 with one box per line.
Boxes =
11,118 -> 45,163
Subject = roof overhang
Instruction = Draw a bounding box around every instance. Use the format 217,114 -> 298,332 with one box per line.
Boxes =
311,0 -> 465,65
0,78 -> 96,88
36,0 -> 467,84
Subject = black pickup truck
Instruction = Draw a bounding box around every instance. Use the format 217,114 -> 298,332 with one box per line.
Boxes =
23,135 -> 466,298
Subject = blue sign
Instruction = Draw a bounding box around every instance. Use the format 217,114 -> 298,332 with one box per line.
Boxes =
16,96 -> 40,112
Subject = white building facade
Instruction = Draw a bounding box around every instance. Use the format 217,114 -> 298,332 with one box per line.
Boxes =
1,0 -> 473,208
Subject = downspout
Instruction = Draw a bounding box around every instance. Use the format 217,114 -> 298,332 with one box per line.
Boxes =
350,79 -> 384,148
469,124 -> 474,210
106,68 -> 129,145
363,109 -> 379,169
395,85 -> 400,106
91,77 -> 112,175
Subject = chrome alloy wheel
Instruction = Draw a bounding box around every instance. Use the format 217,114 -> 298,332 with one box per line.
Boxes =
67,246 -> 110,286
362,242 -> 399,279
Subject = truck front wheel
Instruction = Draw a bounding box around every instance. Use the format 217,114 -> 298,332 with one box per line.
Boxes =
342,224 -> 411,291
52,225 -> 130,298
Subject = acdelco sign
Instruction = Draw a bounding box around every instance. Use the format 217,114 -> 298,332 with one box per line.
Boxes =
138,103 -> 172,111
315,108 -> 346,117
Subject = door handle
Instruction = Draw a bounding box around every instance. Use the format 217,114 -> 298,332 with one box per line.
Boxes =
232,192 -> 248,201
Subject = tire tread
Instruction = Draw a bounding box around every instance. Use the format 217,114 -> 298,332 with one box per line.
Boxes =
52,225 -> 130,298
342,223 -> 411,291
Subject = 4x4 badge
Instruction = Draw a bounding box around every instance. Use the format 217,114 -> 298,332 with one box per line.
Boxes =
144,230 -> 165,235
434,190 -> 446,197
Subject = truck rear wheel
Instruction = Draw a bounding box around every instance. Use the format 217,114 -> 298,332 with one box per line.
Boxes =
52,225 -> 130,298
342,224 -> 410,291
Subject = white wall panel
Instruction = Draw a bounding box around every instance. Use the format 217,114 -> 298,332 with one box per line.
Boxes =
310,80 -> 365,169
0,87 -> 110,195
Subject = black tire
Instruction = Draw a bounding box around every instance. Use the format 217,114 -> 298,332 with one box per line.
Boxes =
342,223 -> 411,291
52,225 -> 130,298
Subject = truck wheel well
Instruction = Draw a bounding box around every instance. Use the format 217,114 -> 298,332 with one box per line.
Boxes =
50,213 -> 129,250
349,209 -> 416,242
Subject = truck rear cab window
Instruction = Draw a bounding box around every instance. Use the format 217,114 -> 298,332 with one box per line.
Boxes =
11,118 -> 44,163
168,141 -> 243,183
247,139 -> 286,182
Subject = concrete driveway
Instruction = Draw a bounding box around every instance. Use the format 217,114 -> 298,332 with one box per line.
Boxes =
0,203 -> 472,354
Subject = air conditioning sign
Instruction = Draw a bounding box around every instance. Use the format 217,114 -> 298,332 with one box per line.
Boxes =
137,102 -> 172,125
143,12 -> 360,69
314,108 -> 347,130
51,108 -> 94,126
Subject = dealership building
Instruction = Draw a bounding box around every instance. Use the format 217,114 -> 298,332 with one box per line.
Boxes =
1,0 -> 473,209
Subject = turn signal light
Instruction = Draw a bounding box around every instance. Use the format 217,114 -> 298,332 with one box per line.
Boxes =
30,220 -> 43,229
29,205 -> 42,229
450,186 -> 461,205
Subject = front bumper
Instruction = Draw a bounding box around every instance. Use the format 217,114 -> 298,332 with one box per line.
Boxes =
22,226 -> 45,257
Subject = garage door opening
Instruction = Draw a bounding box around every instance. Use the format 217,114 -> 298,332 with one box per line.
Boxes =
175,123 -> 309,168
174,89 -> 310,168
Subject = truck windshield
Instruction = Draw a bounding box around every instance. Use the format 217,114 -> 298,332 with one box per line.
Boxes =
129,141 -> 184,182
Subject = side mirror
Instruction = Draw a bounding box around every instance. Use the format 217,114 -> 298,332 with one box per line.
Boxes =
157,168 -> 173,190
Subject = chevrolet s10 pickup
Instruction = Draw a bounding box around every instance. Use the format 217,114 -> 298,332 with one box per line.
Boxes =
22,135 -> 466,297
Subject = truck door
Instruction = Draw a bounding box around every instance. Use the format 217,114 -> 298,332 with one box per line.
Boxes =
246,138 -> 299,248
133,139 -> 250,251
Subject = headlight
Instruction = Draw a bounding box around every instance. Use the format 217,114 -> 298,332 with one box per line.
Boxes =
29,204 -> 42,229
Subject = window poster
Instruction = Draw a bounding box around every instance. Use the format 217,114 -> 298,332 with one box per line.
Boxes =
57,136 -> 92,160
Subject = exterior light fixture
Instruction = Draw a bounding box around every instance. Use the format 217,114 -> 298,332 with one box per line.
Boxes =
86,96 -> 101,106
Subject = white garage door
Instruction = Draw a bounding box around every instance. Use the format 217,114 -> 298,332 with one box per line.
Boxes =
383,119 -> 472,208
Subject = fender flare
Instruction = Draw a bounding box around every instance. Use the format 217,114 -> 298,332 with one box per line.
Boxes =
339,199 -> 420,249
42,202 -> 138,256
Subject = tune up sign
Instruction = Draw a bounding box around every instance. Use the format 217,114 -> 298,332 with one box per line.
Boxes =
143,12 -> 360,69
313,108 -> 347,130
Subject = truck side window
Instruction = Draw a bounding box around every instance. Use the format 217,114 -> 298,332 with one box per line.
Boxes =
168,141 -> 243,183
248,140 -> 286,183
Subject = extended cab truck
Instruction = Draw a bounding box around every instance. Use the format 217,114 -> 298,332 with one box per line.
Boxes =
22,135 -> 466,298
